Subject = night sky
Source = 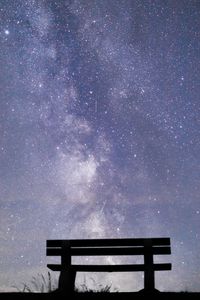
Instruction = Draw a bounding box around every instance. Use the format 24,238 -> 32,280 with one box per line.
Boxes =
0,0 -> 200,292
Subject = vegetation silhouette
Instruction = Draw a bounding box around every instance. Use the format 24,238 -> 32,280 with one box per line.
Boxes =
12,272 -> 57,293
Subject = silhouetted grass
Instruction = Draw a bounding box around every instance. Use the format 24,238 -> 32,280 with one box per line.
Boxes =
12,272 -> 117,293
12,272 -> 57,293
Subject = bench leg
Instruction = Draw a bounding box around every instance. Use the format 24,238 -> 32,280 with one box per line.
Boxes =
143,244 -> 156,292
144,269 -> 155,291
58,268 -> 76,294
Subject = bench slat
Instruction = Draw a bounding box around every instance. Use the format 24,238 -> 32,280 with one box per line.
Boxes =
47,238 -> 170,248
47,263 -> 171,272
46,246 -> 171,256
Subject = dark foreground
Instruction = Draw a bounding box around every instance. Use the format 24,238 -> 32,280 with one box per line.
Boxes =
0,291 -> 199,300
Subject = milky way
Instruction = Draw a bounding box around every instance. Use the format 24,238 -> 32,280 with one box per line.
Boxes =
0,0 -> 200,292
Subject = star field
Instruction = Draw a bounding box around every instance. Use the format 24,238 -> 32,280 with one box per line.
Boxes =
0,0 -> 200,292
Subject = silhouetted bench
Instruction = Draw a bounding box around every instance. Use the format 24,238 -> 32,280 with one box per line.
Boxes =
46,238 -> 171,293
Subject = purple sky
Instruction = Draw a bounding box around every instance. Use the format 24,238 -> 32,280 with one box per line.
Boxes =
0,0 -> 200,292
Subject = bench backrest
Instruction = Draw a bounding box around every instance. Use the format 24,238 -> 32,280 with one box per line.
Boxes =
46,237 -> 171,256
46,238 -> 171,272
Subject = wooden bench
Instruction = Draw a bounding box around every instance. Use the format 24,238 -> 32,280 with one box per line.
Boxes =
46,237 -> 171,293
